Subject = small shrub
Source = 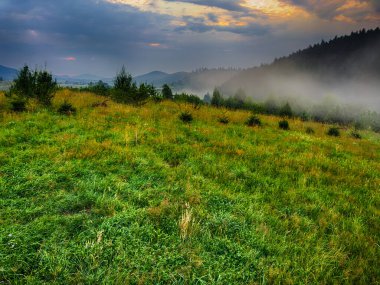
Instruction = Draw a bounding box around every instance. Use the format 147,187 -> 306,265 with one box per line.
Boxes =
279,120 -> 289,130
350,131 -> 362,139
58,102 -> 76,115
246,115 -> 261,127
10,98 -> 27,112
218,116 -> 229,124
327,127 -> 340,137
306,127 -> 315,134
179,112 -> 193,123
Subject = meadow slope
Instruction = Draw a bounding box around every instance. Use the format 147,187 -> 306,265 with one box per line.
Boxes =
0,90 -> 379,284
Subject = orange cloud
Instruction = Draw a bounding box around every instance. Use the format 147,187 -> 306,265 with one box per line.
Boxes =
64,57 -> 76,61
148,43 -> 161,47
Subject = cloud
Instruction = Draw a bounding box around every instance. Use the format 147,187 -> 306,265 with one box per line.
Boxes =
369,0 -> 380,12
279,0 -> 379,21
0,0 -> 378,76
64,57 -> 76,61
0,0 -> 174,74
165,0 -> 249,12
175,18 -> 269,36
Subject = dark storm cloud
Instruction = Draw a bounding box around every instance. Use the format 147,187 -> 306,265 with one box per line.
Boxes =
175,18 -> 269,36
165,0 -> 249,12
370,0 -> 380,12
0,0 -> 173,74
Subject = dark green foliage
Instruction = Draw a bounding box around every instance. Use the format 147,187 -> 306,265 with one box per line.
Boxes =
33,70 -> 57,106
10,65 -> 35,98
162,84 -> 173,100
225,96 -> 244,110
300,112 -> 310,121
135,83 -> 155,105
306,127 -> 315,134
88,80 -> 110,96
245,115 -> 261,127
179,112 -> 193,123
58,102 -> 76,115
111,66 -> 136,104
350,131 -> 361,139
10,98 -> 27,112
264,98 -> 279,115
211,88 -> 224,107
7,65 -> 56,107
114,66 -> 133,92
174,93 -> 203,109
279,102 -> 293,118
218,116 -> 229,124
327,127 -> 340,137
279,120 -> 289,130
112,67 -> 157,106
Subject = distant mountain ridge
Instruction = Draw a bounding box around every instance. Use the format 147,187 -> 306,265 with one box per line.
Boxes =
135,68 -> 241,93
0,65 -> 18,81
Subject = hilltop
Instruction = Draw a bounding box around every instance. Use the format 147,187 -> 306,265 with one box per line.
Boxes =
221,28 -> 380,102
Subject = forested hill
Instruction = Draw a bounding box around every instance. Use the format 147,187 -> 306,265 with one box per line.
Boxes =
221,28 -> 380,96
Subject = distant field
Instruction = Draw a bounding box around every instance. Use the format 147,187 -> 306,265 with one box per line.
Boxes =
0,90 -> 379,284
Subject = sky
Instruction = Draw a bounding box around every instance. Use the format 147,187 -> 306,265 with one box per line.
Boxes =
0,0 -> 379,77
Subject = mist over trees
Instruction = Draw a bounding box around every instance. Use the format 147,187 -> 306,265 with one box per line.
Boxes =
220,28 -> 380,107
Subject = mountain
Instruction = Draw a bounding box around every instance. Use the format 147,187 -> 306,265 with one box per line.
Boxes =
220,28 -> 380,105
0,65 -> 18,81
134,71 -> 169,85
134,68 -> 240,93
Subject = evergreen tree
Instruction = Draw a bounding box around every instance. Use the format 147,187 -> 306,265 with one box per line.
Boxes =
162,84 -> 173,100
203,92 -> 211,104
34,69 -> 57,106
112,66 -> 136,104
11,65 -> 34,98
211,88 -> 223,107
279,102 -> 293,118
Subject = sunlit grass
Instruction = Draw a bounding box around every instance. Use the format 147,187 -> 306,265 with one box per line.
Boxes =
0,90 -> 379,284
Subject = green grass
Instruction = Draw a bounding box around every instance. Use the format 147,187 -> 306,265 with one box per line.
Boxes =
0,90 -> 379,284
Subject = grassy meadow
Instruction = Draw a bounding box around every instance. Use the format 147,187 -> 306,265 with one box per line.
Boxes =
0,89 -> 379,284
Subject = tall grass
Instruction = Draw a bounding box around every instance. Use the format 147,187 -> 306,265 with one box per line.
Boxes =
0,90 -> 379,284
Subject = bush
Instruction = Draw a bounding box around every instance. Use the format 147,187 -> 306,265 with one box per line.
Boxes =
350,131 -> 362,139
245,115 -> 261,127
10,99 -> 27,112
8,65 -> 57,107
327,127 -> 340,137
306,127 -> 315,134
58,102 -> 76,115
179,112 -> 193,123
34,70 -> 57,106
88,80 -> 110,96
279,120 -> 289,130
174,93 -> 203,109
218,116 -> 229,124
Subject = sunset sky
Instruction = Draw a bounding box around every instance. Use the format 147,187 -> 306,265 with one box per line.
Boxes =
0,0 -> 379,76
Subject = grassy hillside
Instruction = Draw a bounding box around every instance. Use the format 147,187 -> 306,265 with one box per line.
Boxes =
0,90 -> 379,284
